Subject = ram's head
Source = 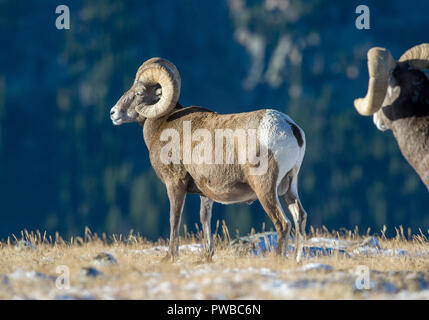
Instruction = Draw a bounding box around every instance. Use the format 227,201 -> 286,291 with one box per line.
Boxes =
354,44 -> 429,191
354,44 -> 429,130
110,58 -> 181,125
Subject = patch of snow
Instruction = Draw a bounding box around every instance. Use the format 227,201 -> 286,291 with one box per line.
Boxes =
137,246 -> 168,255
142,272 -> 161,278
306,237 -> 351,249
416,249 -> 429,257
189,265 -> 213,276
39,257 -> 55,263
259,267 -> 278,277
179,244 -> 203,253
303,246 -> 351,258
144,277 -> 160,288
179,270 -> 189,278
183,281 -> 199,291
259,279 -> 295,299
353,247 -> 408,257
247,234 -> 412,259
136,243 -> 203,255
391,289 -> 429,300
381,248 -> 408,257
299,263 -> 333,272
201,277 -> 214,286
352,247 -> 380,256
8,270 -> 54,281
149,281 -> 172,296
244,267 -> 278,277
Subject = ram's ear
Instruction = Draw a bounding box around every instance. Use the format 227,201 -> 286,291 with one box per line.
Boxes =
155,87 -> 162,97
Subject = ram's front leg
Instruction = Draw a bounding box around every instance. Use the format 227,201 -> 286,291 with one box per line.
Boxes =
200,196 -> 214,261
162,182 -> 187,262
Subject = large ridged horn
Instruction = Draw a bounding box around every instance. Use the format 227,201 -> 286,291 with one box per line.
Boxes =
136,57 -> 181,85
399,43 -> 429,70
354,47 -> 396,116
135,58 -> 181,119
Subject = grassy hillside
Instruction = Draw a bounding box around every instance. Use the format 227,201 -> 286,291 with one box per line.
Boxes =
1,227 -> 428,299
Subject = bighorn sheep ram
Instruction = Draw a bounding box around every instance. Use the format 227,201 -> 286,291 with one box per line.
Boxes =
354,44 -> 429,191
110,57 -> 308,262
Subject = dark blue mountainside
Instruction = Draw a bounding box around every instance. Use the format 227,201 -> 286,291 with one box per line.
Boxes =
0,0 -> 428,239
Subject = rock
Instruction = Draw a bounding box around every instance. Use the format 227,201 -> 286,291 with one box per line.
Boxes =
377,280 -> 398,294
384,271 -> 405,290
288,279 -> 320,289
231,233 -> 353,257
92,252 -> 118,266
404,272 -> 427,292
0,275 -> 9,286
356,237 -> 381,250
230,233 -> 411,260
303,246 -> 351,258
230,232 -> 292,255
78,267 -> 102,281
14,240 -> 37,251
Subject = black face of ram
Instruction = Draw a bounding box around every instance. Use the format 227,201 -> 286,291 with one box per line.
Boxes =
381,64 -> 429,123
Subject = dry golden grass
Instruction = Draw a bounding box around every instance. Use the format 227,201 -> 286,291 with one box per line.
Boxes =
0,225 -> 428,300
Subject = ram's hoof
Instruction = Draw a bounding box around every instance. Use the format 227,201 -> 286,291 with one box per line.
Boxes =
201,248 -> 214,263
295,252 -> 303,263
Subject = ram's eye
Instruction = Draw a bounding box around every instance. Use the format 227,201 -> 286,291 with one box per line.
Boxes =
136,91 -> 144,97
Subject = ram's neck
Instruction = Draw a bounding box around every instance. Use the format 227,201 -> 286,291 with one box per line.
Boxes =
391,116 -> 429,191
142,116 -> 163,151
140,103 -> 185,151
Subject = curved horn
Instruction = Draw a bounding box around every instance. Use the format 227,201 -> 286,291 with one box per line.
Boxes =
354,47 -> 396,116
399,43 -> 429,70
135,58 -> 181,119
136,57 -> 181,86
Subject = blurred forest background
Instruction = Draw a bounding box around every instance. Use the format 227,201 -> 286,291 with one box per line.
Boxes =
0,0 -> 428,241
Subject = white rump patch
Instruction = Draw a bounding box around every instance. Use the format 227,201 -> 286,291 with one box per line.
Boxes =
258,109 -> 304,186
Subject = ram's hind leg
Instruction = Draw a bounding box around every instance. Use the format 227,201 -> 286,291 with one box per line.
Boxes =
251,175 -> 292,257
282,175 -> 307,263
259,191 -> 291,256
200,196 -> 214,261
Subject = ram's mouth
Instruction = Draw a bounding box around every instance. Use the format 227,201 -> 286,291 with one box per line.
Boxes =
111,116 -> 123,125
